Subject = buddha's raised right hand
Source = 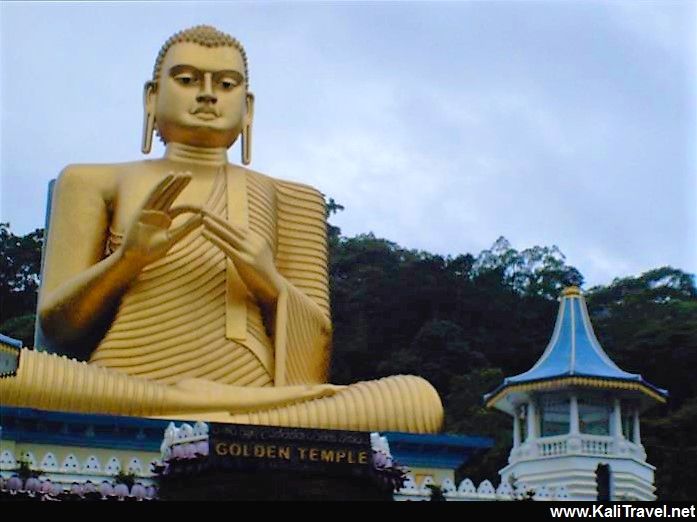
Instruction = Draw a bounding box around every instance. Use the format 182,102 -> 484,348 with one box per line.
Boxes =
37,172 -> 204,354
120,173 -> 203,269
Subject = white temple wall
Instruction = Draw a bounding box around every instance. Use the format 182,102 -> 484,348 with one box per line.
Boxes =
499,454 -> 656,501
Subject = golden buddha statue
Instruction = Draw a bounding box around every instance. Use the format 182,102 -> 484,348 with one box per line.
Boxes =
0,26 -> 443,433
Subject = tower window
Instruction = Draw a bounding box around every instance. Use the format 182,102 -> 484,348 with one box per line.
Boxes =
621,401 -> 635,441
518,404 -> 528,441
579,397 -> 611,436
539,397 -> 569,437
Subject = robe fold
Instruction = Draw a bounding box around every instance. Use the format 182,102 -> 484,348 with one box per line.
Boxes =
90,167 -> 331,388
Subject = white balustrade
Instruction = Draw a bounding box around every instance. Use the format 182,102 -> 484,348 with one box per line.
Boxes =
531,434 -> 616,458
537,436 -> 568,456
580,435 -> 613,455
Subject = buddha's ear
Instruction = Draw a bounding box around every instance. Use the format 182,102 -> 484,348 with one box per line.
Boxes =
241,92 -> 255,165
141,81 -> 157,154
245,92 -> 255,125
144,81 -> 157,113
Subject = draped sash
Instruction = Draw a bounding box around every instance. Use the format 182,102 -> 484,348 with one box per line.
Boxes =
90,166 -> 332,388
91,170 -> 274,386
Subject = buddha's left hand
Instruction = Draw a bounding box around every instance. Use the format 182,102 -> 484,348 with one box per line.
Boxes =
201,210 -> 284,304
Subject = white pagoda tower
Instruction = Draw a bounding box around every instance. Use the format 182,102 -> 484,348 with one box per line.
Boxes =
484,286 -> 668,501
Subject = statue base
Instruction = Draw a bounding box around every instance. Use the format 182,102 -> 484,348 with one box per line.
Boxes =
157,466 -> 395,501
0,407 -> 402,501
156,422 -> 401,501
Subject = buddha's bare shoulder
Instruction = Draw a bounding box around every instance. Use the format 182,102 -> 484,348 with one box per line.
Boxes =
56,160 -> 163,198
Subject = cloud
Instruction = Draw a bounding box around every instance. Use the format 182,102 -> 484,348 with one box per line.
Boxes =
1,2 -> 694,288
606,0 -> 697,57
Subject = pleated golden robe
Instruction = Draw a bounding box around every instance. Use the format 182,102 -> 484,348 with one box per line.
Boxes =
1,166 -> 443,432
90,166 -> 332,388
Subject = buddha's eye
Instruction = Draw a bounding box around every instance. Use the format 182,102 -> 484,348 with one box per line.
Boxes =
175,75 -> 197,86
218,78 -> 238,90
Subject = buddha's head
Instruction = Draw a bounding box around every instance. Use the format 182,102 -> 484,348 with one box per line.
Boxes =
142,25 -> 254,162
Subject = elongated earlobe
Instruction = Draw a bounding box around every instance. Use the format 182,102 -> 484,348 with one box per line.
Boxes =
241,123 -> 252,165
241,92 -> 255,165
142,111 -> 155,154
141,81 -> 157,154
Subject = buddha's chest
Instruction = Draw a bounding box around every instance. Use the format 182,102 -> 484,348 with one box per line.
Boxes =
107,163 -> 278,252
109,163 -> 225,235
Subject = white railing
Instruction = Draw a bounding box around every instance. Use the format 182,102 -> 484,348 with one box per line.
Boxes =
581,435 -> 613,455
533,434 -> 614,458
395,474 -> 570,501
538,436 -> 568,457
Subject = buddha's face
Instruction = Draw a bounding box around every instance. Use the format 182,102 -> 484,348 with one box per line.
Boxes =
150,42 -> 251,148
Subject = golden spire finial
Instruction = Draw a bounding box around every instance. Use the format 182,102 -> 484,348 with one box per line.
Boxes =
561,286 -> 582,297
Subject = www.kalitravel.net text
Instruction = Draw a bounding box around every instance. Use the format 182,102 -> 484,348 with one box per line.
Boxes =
550,505 -> 696,519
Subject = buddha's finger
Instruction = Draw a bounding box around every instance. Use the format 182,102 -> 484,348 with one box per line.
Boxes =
203,214 -> 246,245
205,226 -> 255,261
200,208 -> 230,228
152,177 -> 185,209
201,208 -> 248,241
154,176 -> 191,211
161,174 -> 193,210
168,214 -> 203,245
310,384 -> 346,399
282,385 -> 345,403
321,384 -> 347,394
202,229 -> 241,259
143,174 -> 174,208
169,205 -> 202,219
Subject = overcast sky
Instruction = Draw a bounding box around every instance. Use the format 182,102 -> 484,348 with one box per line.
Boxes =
1,1 -> 695,288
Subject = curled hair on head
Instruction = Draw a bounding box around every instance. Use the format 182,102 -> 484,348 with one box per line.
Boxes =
152,25 -> 249,88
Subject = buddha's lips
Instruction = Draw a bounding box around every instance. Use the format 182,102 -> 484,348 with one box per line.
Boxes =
192,107 -> 219,117
192,113 -> 218,121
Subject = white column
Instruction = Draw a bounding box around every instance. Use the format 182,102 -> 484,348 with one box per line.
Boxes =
569,395 -> 580,435
633,410 -> 641,445
513,410 -> 521,448
527,401 -> 537,440
613,399 -> 622,438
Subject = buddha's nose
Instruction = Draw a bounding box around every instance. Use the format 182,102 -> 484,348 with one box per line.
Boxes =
196,73 -> 217,104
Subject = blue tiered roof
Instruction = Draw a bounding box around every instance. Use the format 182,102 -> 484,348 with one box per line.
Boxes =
485,287 -> 668,413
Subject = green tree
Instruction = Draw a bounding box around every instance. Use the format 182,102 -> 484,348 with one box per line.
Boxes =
426,484 -> 446,501
446,368 -> 511,486
377,320 -> 487,397
3,212 -> 696,500
0,314 -> 36,347
0,223 -> 43,345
